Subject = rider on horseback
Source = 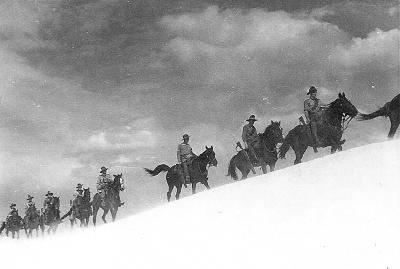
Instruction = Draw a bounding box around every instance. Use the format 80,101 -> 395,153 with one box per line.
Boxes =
304,86 -> 327,146
177,134 -> 195,188
72,184 -> 84,217
25,195 -> 37,216
242,115 -> 259,165
6,204 -> 18,221
43,191 -> 60,220
97,166 -> 113,207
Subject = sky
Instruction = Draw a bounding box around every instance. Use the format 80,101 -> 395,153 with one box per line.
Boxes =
0,0 -> 399,218
0,140 -> 399,268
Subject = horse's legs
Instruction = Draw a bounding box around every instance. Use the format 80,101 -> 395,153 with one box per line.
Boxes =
191,182 -> 197,194
167,183 -> 174,202
203,180 -> 211,190
388,114 -> 399,138
175,185 -> 182,200
260,162 -> 267,174
92,206 -> 99,226
269,162 -> 276,172
111,207 -> 118,222
102,208 -> 109,223
294,144 -> 307,165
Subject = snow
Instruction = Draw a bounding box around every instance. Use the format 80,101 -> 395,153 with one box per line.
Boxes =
1,140 -> 400,269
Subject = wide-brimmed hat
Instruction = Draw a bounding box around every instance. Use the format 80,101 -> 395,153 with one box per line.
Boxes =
10,203 -> 16,208
306,86 -> 317,95
182,134 -> 190,140
246,115 -> 258,122
27,195 -> 34,200
76,183 -> 83,189
45,191 -> 53,196
100,166 -> 108,173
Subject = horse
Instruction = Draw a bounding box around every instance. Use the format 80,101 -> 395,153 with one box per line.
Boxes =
61,188 -> 92,228
23,207 -> 43,238
357,93 -> 400,138
4,214 -> 24,239
227,121 -> 284,180
43,196 -> 60,234
144,146 -> 218,202
279,92 -> 358,165
92,174 -> 124,226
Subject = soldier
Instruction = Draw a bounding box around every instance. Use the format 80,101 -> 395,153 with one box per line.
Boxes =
6,204 -> 18,221
43,191 -> 54,209
177,134 -> 195,188
97,166 -> 113,206
25,195 -> 36,216
242,115 -> 259,164
74,183 -> 84,199
304,86 -> 327,146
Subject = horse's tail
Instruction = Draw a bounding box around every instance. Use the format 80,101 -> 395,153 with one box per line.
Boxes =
357,105 -> 389,121
144,164 -> 170,176
279,129 -> 296,159
226,155 -> 238,180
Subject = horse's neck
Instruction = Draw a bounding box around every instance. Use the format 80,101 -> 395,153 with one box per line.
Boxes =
261,132 -> 276,150
325,106 -> 342,126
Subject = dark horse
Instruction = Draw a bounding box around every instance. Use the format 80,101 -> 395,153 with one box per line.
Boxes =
92,174 -> 124,226
61,188 -> 92,228
43,196 -> 60,234
279,93 -> 358,164
144,146 -> 218,201
23,207 -> 44,237
357,93 -> 400,138
227,121 -> 283,180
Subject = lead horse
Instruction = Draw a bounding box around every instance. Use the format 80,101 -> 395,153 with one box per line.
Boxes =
144,146 -> 218,201
227,121 -> 283,180
92,174 -> 124,226
279,93 -> 358,164
357,93 -> 400,138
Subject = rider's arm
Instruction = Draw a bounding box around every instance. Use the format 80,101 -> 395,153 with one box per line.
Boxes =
177,144 -> 182,163
242,125 -> 248,146
304,100 -> 311,123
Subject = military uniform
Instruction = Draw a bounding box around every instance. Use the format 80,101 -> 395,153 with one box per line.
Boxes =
177,134 -> 194,186
242,115 -> 259,163
25,195 -> 36,216
97,167 -> 113,206
6,204 -> 19,225
304,87 -> 327,145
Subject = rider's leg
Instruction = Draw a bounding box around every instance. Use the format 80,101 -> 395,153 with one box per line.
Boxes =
182,162 -> 189,187
311,121 -> 322,146
248,143 -> 258,164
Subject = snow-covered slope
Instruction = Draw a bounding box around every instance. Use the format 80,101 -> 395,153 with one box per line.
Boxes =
1,140 -> 400,269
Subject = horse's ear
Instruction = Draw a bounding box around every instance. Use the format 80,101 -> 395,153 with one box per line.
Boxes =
211,146 -> 213,149
278,121 -> 281,125
338,93 -> 342,98
206,146 -> 209,149
342,92 -> 345,97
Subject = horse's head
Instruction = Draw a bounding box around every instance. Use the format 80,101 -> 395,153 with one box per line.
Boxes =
263,120 -> 284,144
113,173 -> 125,191
331,92 -> 358,118
83,188 -> 91,199
203,146 -> 218,167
